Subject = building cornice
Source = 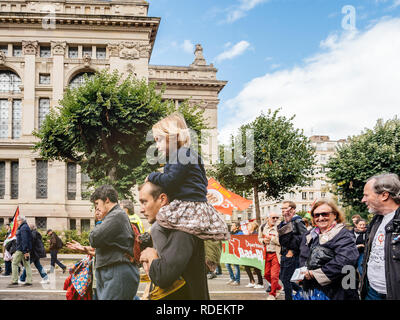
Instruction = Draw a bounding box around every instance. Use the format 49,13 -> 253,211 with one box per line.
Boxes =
149,78 -> 228,93
0,12 -> 160,57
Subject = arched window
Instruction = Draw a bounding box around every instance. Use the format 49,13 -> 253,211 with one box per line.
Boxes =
0,70 -> 22,139
69,72 -> 94,89
0,71 -> 21,93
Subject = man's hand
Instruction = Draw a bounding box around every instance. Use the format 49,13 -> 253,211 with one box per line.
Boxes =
24,253 -> 29,260
140,248 -> 159,275
286,250 -> 294,258
66,240 -> 85,252
304,270 -> 314,280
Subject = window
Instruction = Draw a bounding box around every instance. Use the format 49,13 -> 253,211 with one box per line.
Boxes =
302,192 -> 307,200
321,192 -> 326,198
39,74 -> 51,85
0,71 -> 22,93
69,72 -> 94,89
0,45 -> 7,55
0,100 -> 8,138
81,219 -> 91,232
13,45 -> 22,57
12,100 -> 21,139
302,204 -> 307,212
11,161 -> 18,199
36,160 -> 48,199
67,162 -> 77,200
309,192 -> 314,201
0,218 -> 4,227
81,172 -> 91,200
0,161 -> 4,199
82,47 -> 92,58
40,46 -> 51,58
38,98 -> 50,130
68,47 -> 78,58
69,219 -> 76,230
35,217 -> 47,230
96,47 -> 106,59
289,192 -> 295,199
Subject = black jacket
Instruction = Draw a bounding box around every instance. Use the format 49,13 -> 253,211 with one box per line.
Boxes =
148,147 -> 208,202
354,231 -> 367,254
278,215 -> 308,257
360,206 -> 400,300
150,224 -> 210,300
31,230 -> 46,261
299,224 -> 359,300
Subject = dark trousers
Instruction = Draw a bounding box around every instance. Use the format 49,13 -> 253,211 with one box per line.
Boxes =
4,260 -> 12,275
244,266 -> 263,285
50,250 -> 66,269
279,255 -> 301,300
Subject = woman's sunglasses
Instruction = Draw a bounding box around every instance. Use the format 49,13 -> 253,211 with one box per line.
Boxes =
312,212 -> 333,219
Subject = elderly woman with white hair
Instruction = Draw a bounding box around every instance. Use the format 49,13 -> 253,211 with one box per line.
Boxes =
9,215 -> 33,286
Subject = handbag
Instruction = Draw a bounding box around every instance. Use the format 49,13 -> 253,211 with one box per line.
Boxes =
306,239 -> 335,270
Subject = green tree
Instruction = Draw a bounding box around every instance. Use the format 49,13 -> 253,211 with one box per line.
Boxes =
326,117 -> 400,217
34,69 -> 209,200
209,109 -> 316,223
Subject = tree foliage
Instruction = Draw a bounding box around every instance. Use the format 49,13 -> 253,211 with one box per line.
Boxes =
209,109 -> 316,223
34,69 -> 209,200
326,117 -> 400,215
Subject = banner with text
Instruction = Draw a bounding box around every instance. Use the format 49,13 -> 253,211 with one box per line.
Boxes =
220,235 -> 264,274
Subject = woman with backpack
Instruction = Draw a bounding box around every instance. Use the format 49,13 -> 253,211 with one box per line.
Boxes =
47,229 -> 66,274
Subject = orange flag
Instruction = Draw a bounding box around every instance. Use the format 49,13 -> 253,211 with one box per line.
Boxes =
207,178 -> 253,215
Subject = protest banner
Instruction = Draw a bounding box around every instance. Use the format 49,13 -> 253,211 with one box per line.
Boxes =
207,178 -> 253,215
220,234 -> 264,274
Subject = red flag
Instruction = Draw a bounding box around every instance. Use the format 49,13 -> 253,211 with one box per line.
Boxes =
7,206 -> 19,240
207,178 -> 252,215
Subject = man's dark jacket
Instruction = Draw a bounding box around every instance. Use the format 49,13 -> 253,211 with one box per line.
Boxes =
150,223 -> 210,300
360,206 -> 400,300
278,215 -> 308,257
16,221 -> 32,254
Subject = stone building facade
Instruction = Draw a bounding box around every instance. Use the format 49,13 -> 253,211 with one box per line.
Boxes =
0,0 -> 226,231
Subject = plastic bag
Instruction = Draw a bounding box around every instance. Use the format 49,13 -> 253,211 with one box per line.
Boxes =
292,288 -> 330,300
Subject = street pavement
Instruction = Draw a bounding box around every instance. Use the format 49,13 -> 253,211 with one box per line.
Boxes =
0,255 -> 284,300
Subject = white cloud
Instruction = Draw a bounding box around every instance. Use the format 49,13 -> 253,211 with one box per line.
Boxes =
181,40 -> 194,54
219,18 -> 400,144
226,0 -> 269,23
214,41 -> 251,63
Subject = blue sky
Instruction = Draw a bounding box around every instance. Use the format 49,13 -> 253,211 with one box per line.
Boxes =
148,0 -> 400,142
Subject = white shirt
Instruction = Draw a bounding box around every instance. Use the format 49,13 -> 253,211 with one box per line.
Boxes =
367,211 -> 396,294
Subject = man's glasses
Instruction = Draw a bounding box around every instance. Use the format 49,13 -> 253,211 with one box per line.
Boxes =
271,217 -> 280,220
312,212 -> 333,219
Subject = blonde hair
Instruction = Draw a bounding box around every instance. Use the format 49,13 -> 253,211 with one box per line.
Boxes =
310,199 -> 346,224
152,113 -> 191,149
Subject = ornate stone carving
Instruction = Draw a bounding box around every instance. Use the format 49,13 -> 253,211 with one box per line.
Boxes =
107,43 -> 120,57
126,63 -> 136,76
0,51 -> 6,65
83,53 -> 92,66
51,41 -> 66,56
119,42 -> 151,60
22,40 -> 38,55
191,44 -> 207,66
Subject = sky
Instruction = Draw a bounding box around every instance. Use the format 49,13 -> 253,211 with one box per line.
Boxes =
147,0 -> 400,144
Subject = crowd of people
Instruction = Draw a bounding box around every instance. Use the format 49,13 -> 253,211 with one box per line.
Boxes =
1,112 -> 400,301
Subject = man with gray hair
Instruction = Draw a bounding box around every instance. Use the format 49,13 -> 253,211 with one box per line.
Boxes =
360,173 -> 400,300
9,215 -> 33,286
